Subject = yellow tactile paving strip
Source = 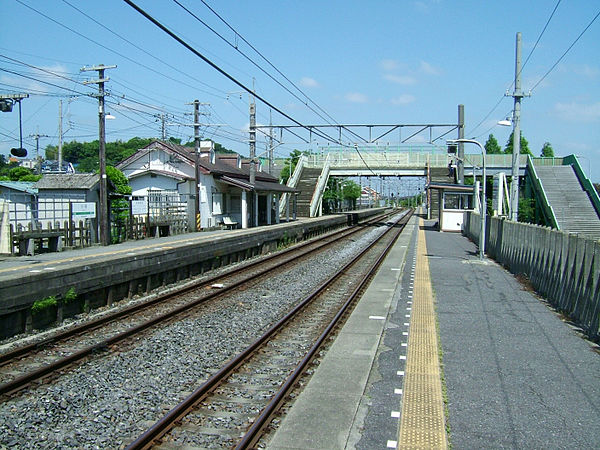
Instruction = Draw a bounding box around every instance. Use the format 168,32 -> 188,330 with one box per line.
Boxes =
397,218 -> 447,449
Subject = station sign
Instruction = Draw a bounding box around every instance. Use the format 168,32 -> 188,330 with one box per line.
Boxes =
71,202 -> 96,219
131,199 -> 148,215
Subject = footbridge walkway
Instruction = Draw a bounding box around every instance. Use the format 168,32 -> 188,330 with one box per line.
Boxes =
282,149 -> 600,242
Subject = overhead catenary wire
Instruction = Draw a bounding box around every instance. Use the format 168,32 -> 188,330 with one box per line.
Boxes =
14,0 -> 228,100
197,0 -> 341,127
466,0 -> 563,137
530,8 -> 600,92
173,0 -> 340,129
121,0 -> 343,148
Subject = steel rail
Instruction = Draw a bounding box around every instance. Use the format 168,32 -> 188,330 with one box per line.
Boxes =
0,211 -> 396,396
126,209 -> 412,449
0,211 -> 393,366
238,209 -> 413,448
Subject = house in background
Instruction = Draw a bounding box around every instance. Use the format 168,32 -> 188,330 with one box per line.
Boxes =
117,140 -> 298,230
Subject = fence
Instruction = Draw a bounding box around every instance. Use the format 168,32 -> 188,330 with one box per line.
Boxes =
464,212 -> 600,342
1,190 -> 191,253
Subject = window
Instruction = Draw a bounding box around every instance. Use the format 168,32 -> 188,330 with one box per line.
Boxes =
443,193 -> 472,210
212,192 -> 223,215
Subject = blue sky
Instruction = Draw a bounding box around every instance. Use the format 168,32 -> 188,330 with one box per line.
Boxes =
1,0 -> 599,181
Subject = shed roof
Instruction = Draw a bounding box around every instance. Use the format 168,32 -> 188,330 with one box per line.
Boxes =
0,181 -> 37,194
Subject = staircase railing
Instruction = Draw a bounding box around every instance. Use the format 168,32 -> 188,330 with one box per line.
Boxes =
279,155 -> 307,216
563,155 -> 600,219
309,153 -> 331,218
527,155 -> 559,229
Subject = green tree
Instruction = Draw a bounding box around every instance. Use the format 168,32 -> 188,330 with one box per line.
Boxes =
45,137 -> 154,171
504,131 -> 532,155
106,165 -> 132,195
9,166 -> 33,181
341,180 -> 361,209
484,134 -> 502,154
540,142 -> 554,157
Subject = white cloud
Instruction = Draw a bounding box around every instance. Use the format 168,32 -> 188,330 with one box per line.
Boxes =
299,77 -> 319,88
414,1 -> 429,13
384,74 -> 416,85
345,92 -> 368,103
380,59 -> 400,71
1,63 -> 70,95
419,61 -> 440,75
573,64 -> 600,78
391,94 -> 416,105
553,102 -> 600,123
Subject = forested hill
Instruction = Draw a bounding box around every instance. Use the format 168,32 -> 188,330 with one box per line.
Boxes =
44,137 -> 237,172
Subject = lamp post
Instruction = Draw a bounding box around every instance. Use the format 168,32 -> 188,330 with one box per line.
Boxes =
448,138 -> 486,260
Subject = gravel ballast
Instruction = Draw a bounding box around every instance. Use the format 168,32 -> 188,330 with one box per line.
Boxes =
0,221 -> 395,449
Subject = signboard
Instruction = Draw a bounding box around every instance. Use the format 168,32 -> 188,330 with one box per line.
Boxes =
131,199 -> 148,215
71,202 -> 96,219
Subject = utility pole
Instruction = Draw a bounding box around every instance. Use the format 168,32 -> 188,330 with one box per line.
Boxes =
58,100 -> 63,172
457,104 -> 464,184
158,113 -> 167,140
249,85 -> 256,227
81,64 -> 116,246
29,128 -> 49,174
194,100 -> 201,232
506,32 -> 529,222
268,109 -> 274,175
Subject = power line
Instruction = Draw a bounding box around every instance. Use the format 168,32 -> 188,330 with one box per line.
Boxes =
14,0 -> 228,100
173,0 -> 340,128
122,0 -> 341,147
198,0 -> 340,127
59,0 -> 229,98
531,8 -> 600,92
467,0 -> 562,137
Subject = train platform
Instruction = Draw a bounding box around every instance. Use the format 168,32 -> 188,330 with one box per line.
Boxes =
266,213 -> 600,449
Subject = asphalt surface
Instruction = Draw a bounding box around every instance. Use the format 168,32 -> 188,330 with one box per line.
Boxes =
425,221 -> 600,449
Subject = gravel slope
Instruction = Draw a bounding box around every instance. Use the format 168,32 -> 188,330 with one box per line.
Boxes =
0,223 -> 390,449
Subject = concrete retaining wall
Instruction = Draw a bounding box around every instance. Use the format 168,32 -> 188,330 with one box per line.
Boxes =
0,208 -> 387,339
464,212 -> 600,342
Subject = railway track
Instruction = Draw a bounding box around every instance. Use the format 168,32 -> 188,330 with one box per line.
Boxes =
127,209 -> 413,449
0,210 -> 398,398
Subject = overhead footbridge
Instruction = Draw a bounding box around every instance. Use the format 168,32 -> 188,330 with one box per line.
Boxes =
282,146 -> 528,218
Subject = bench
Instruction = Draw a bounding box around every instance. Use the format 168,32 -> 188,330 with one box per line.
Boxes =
222,216 -> 238,230
14,231 -> 63,256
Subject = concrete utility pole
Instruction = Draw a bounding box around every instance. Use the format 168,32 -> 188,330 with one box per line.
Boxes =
457,104 -> 464,184
29,128 -> 49,174
58,100 -> 63,172
268,109 -> 274,175
183,101 -> 211,231
507,32 -> 528,222
81,64 -> 116,246
193,100 -> 201,232
249,87 -> 257,227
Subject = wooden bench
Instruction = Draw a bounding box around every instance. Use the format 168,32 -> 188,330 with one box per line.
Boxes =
222,216 -> 238,230
14,231 -> 63,256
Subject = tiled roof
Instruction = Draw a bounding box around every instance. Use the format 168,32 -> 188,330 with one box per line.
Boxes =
119,140 -> 286,192
33,173 -> 100,190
